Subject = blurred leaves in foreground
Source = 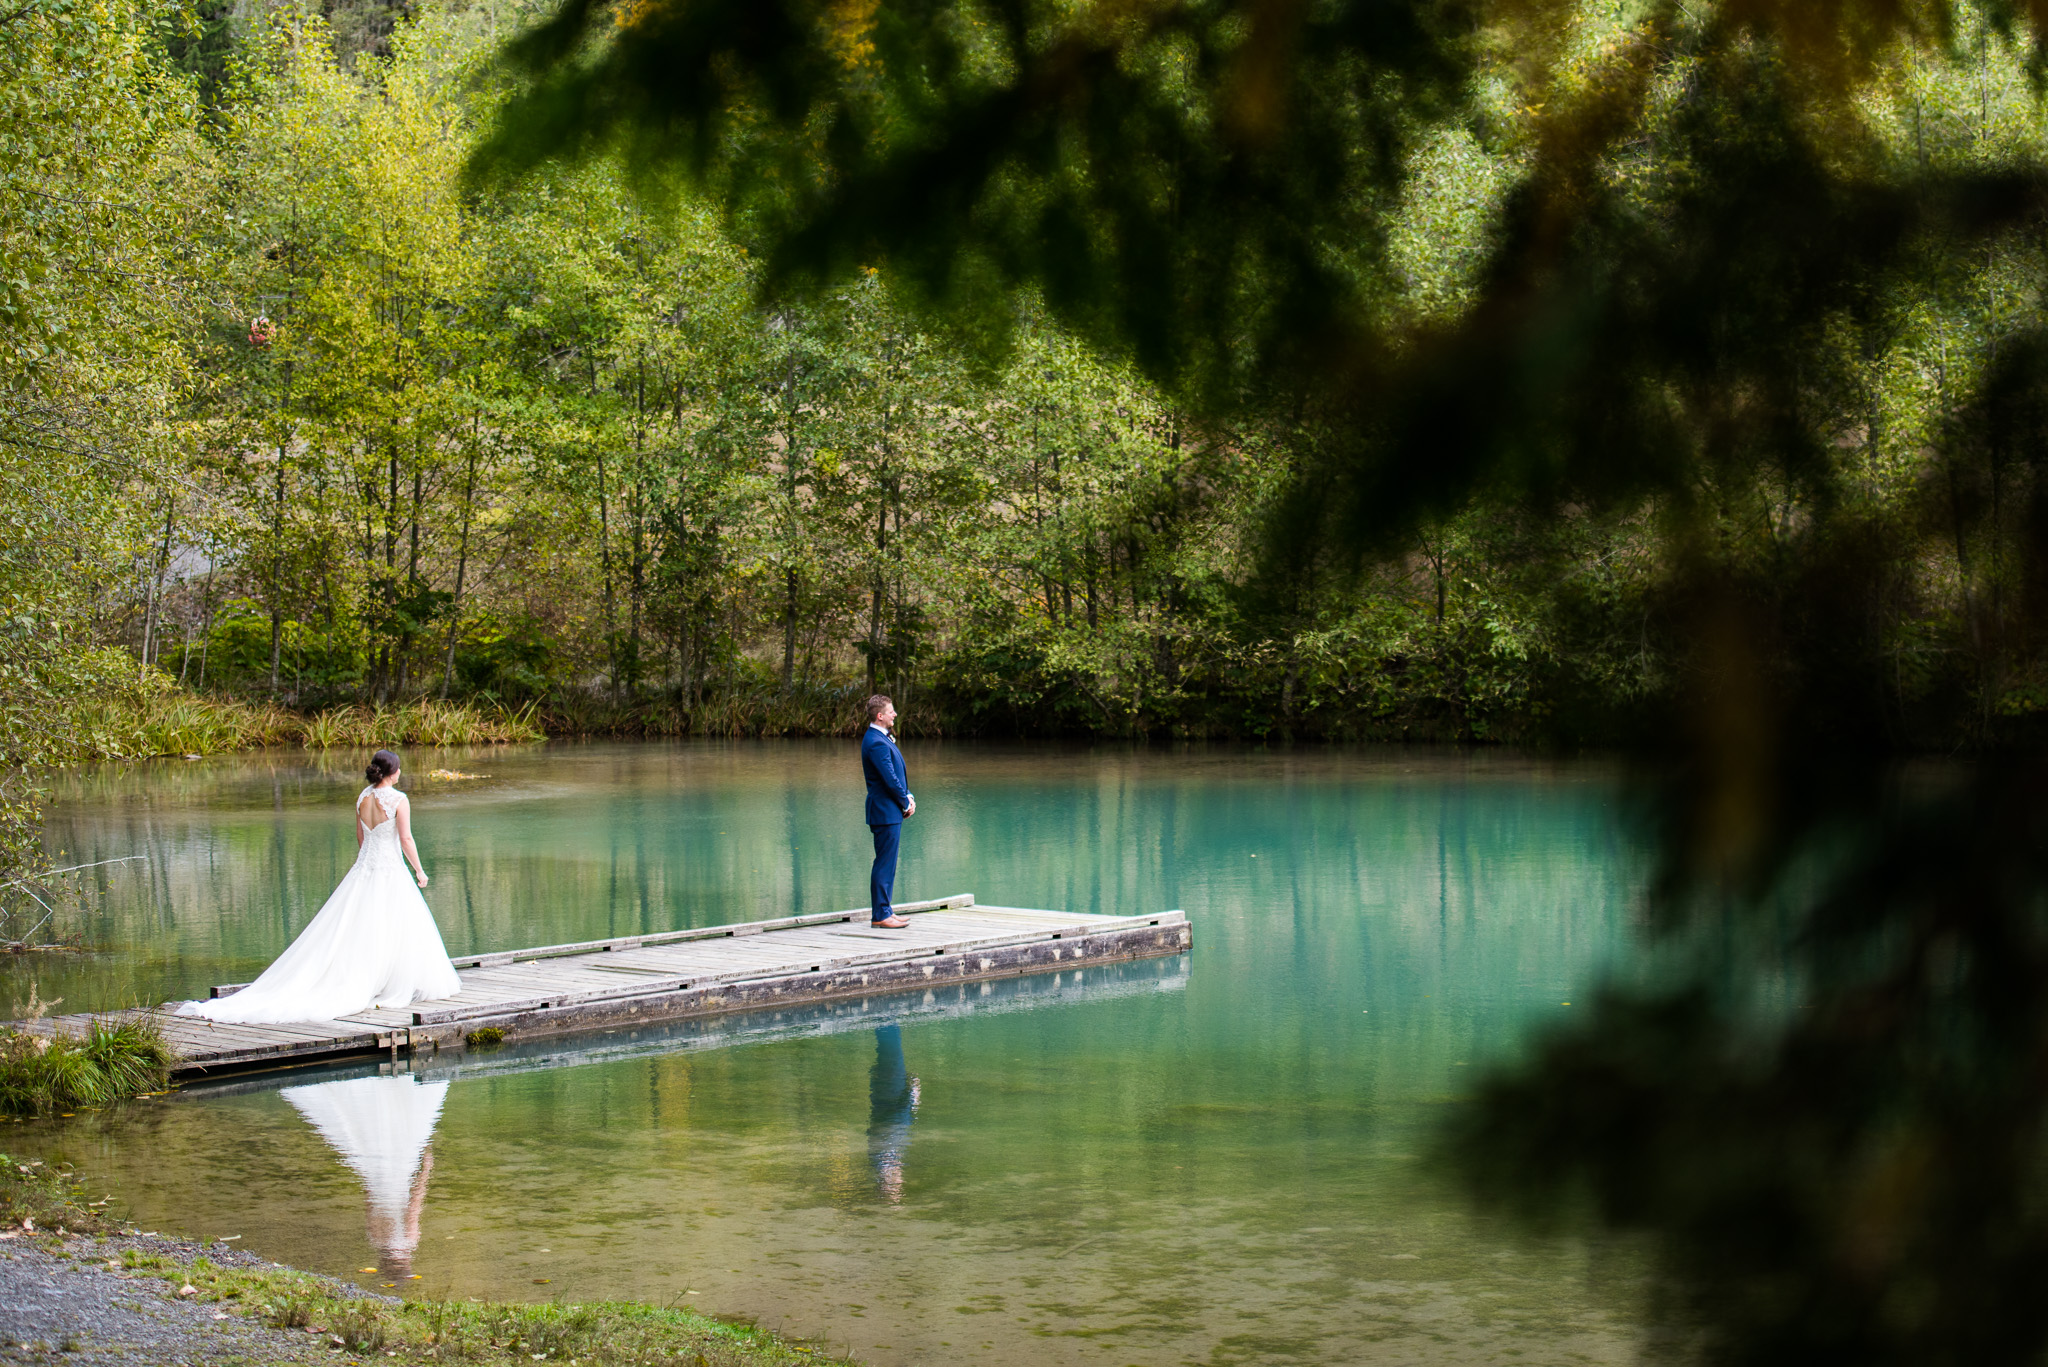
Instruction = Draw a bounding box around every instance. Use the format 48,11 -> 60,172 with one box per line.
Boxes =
472,0 -> 2048,1357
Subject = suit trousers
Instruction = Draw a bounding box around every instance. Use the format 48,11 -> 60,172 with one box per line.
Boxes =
870,822 -> 902,922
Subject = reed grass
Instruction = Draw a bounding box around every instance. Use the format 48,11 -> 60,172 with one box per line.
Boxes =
71,675 -> 901,763
66,690 -> 544,759
295,699 -> 544,749
0,1016 -> 174,1118
70,692 -> 297,759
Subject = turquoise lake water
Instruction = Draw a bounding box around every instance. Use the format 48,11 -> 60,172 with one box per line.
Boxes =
7,741 -> 1650,1365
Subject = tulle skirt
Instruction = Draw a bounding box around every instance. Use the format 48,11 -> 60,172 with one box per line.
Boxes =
179,847 -> 462,1025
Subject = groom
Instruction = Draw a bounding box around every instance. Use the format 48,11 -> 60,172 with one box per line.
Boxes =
861,694 -> 914,928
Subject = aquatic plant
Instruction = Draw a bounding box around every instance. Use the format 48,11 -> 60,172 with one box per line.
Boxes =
462,1026 -> 505,1049
0,1016 -> 175,1118
0,1152 -> 111,1234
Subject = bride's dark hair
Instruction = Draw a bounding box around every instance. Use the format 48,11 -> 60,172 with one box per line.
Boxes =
366,749 -> 401,786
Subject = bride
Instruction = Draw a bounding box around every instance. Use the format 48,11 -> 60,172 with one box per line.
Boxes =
181,749 -> 462,1024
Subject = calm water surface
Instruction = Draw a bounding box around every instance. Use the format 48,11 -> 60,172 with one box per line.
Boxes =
9,741 -> 1650,1366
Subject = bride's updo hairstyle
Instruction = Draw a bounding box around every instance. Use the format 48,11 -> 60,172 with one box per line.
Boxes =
366,749 -> 402,786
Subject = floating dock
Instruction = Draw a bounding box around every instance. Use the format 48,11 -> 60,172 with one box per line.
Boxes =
16,895 -> 1190,1078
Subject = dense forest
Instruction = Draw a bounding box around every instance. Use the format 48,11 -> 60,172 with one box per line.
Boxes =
11,0 -> 2048,779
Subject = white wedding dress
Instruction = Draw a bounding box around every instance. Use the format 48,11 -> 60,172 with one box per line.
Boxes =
180,785 -> 462,1024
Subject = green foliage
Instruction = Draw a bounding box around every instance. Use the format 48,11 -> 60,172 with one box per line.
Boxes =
0,0 -> 209,879
464,0 -> 2048,1360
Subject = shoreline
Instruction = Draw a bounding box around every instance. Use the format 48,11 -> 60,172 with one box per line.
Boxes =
0,1229 -> 851,1366
0,1162 -> 851,1367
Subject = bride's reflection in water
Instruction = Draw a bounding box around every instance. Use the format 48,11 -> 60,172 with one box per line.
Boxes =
868,1024 -> 920,1204
283,1074 -> 449,1278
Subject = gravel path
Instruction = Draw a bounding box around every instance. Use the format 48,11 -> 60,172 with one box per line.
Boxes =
0,1233 -> 384,1366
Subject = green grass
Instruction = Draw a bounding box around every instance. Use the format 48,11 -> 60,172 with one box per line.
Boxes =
108,1252 -> 848,1366
0,1017 -> 175,1117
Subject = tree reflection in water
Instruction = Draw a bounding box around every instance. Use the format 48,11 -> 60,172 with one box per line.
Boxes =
284,1075 -> 447,1278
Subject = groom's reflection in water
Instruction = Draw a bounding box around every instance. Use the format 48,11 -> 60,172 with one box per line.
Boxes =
283,1075 -> 449,1279
868,1025 -> 919,1204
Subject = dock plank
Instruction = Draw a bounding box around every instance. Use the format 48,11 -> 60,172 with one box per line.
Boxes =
11,896 -> 1188,1076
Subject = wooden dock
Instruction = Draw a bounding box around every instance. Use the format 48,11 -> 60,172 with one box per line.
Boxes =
16,895 -> 1191,1078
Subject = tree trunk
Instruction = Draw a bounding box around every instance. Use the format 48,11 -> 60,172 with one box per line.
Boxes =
598,445 -> 619,704
441,429 -> 479,700
270,444 -> 287,698
141,500 -> 174,674
196,558 -> 217,691
782,567 -> 798,690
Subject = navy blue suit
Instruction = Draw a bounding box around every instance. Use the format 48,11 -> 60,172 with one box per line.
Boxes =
861,726 -> 911,921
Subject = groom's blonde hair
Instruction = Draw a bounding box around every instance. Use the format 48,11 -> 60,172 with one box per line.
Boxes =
863,694 -> 893,725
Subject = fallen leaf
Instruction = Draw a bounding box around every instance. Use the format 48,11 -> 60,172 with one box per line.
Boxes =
211,1311 -> 229,1320
359,1267 -> 378,1273
178,1284 -> 197,1297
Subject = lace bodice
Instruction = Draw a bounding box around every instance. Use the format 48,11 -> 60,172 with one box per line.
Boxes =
356,786 -> 405,869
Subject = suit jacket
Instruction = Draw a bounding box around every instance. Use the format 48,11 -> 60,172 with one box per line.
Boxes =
862,726 -> 911,827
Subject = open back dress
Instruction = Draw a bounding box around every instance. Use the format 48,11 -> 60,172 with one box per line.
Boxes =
179,785 -> 462,1024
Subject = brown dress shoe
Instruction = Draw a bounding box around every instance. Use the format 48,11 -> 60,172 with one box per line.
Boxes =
873,916 -> 911,928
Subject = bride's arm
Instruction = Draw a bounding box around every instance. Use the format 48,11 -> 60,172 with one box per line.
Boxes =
394,796 -> 429,887
355,796 -> 370,849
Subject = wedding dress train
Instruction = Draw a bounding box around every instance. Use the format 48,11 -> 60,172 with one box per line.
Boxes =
179,786 -> 462,1024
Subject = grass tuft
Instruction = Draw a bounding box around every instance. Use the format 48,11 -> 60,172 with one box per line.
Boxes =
0,1016 -> 175,1118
